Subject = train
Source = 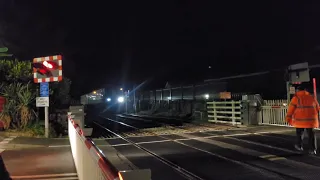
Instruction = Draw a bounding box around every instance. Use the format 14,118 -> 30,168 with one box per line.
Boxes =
81,87 -> 128,104
80,86 -> 130,117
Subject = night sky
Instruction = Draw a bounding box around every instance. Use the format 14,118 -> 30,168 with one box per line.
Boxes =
1,1 -> 320,98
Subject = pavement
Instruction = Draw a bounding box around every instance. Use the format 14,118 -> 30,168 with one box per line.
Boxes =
0,136 -> 77,180
93,126 -> 320,180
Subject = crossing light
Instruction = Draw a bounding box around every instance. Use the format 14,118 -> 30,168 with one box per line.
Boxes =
33,55 -> 63,83
33,61 -> 58,76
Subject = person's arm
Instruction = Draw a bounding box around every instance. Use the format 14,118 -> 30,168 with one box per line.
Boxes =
286,96 -> 298,125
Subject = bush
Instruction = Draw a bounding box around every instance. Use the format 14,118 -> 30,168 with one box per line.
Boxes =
23,123 -> 45,137
20,123 -> 58,137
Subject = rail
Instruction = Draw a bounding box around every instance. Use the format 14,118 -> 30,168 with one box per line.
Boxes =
94,120 -> 204,180
68,112 -> 152,180
207,101 -> 242,125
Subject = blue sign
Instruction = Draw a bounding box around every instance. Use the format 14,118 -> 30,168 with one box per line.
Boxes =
40,82 -> 49,97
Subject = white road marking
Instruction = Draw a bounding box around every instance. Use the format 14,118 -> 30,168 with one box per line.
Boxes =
49,145 -> 71,148
0,140 -> 10,144
102,139 -> 172,147
0,136 -> 17,152
11,173 -> 78,179
101,130 -> 294,147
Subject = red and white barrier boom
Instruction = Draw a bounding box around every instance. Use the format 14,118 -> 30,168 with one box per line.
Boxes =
67,112 -> 151,180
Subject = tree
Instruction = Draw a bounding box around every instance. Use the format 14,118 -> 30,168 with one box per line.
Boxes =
49,77 -> 72,109
0,58 -> 72,129
0,59 -> 32,83
0,82 -> 35,129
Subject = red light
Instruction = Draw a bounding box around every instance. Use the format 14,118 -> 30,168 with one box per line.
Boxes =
39,68 -> 47,74
43,61 -> 53,69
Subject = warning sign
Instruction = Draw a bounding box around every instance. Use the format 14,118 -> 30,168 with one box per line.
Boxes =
289,86 -> 296,94
220,92 -> 231,99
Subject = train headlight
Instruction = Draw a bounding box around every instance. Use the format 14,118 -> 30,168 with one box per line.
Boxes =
106,98 -> 111,102
117,96 -> 124,103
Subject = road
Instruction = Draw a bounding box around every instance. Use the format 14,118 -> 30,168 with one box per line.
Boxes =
94,127 -> 320,180
0,136 -> 77,180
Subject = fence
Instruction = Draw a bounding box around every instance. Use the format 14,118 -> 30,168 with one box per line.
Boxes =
207,101 -> 242,125
136,82 -> 228,101
258,100 -> 290,126
68,112 -> 151,180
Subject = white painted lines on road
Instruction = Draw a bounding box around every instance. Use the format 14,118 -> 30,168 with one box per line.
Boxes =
260,154 -> 286,161
0,136 -> 17,152
11,173 -> 78,180
104,139 -> 172,147
0,136 -> 17,145
49,145 -> 71,148
102,130 -> 293,147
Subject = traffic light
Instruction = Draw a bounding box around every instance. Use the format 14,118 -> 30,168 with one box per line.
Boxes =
33,55 -> 63,83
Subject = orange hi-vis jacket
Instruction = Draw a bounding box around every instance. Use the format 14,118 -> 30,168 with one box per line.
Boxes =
286,90 -> 320,128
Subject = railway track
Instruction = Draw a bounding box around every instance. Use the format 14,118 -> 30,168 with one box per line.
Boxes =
92,116 -> 301,180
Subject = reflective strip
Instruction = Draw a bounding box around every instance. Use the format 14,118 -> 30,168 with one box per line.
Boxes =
289,104 -> 297,108
296,105 -> 315,109
294,118 -> 317,121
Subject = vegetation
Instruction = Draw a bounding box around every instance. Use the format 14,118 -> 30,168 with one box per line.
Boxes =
0,58 -> 71,137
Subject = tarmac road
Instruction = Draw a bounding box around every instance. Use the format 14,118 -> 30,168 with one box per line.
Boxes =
95,127 -> 320,180
0,137 -> 77,180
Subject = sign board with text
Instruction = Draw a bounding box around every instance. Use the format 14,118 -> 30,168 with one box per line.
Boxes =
289,86 -> 296,94
219,92 -> 231,99
36,97 -> 49,107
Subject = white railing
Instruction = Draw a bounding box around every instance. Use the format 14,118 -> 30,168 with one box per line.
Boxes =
258,99 -> 320,128
68,112 -> 151,180
257,99 -> 290,126
258,106 -> 290,126
207,101 -> 242,125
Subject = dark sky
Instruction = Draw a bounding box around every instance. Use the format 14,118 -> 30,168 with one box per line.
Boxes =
1,1 -> 320,97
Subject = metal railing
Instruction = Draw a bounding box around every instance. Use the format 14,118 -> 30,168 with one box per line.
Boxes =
207,101 -> 242,125
68,112 -> 152,180
258,106 -> 290,126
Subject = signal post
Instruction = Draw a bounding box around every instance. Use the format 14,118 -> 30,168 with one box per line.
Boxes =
33,55 -> 63,138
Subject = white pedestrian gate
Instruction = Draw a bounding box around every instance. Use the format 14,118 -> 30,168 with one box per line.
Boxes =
258,100 -> 291,126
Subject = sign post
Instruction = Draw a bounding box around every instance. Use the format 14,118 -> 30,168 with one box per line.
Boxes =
33,55 -> 63,138
40,82 -> 49,137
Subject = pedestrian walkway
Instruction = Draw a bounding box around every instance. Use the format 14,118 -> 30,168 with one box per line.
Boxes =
0,136 -> 77,180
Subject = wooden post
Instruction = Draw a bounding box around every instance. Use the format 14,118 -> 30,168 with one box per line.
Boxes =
213,101 -> 217,122
231,101 -> 236,125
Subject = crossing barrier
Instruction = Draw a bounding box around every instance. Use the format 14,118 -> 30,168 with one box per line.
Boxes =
68,112 -> 151,180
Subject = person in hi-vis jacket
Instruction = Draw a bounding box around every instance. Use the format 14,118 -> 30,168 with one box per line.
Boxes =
286,83 -> 320,155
